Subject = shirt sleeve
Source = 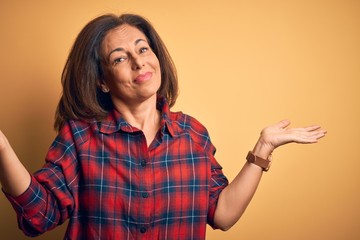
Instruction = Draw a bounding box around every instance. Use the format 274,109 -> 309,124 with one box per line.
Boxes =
206,141 -> 229,229
3,123 -> 78,237
182,113 -> 229,229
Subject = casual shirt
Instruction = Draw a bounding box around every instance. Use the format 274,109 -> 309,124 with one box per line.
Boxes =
4,97 -> 228,239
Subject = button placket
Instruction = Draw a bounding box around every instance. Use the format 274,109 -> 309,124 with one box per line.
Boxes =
137,144 -> 153,234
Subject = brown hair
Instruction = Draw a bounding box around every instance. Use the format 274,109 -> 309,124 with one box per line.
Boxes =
54,14 -> 178,131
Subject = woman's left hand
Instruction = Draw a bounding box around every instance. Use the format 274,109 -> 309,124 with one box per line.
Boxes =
254,120 -> 327,157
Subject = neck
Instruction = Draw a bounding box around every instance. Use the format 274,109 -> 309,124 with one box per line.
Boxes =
113,96 -> 160,146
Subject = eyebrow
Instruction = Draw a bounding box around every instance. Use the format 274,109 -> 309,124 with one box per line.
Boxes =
107,38 -> 147,60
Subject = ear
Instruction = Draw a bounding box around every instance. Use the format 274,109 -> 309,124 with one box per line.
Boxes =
100,83 -> 110,93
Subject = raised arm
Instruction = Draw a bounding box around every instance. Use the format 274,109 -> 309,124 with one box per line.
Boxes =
213,120 -> 327,230
0,130 -> 31,197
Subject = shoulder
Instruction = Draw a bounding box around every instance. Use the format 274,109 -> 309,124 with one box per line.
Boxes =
171,112 -> 208,134
170,111 -> 212,148
56,119 -> 96,146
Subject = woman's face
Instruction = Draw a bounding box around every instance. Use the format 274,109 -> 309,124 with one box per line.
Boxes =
101,24 -> 161,107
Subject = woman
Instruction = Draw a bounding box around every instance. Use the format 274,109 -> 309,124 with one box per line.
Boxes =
0,14 -> 326,239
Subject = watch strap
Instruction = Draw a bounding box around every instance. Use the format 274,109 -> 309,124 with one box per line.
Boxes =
246,151 -> 272,172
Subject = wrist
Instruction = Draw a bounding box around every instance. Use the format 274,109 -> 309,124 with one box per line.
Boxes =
252,137 -> 274,159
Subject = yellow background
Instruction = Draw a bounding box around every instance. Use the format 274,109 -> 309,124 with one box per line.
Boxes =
0,0 -> 359,239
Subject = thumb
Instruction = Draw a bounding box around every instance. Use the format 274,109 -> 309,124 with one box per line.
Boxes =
277,119 -> 291,129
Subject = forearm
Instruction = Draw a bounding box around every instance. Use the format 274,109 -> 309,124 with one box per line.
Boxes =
213,141 -> 272,230
213,162 -> 262,230
0,131 -> 31,197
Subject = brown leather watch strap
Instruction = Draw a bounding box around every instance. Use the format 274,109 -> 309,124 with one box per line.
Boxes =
246,151 -> 272,172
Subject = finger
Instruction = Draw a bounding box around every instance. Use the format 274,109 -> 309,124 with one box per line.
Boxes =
306,130 -> 327,139
291,126 -> 324,134
312,130 -> 327,140
294,136 -> 319,144
277,119 -> 291,129
295,130 -> 326,143
303,125 -> 322,132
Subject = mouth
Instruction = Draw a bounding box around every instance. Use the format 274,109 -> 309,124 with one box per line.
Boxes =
134,72 -> 152,83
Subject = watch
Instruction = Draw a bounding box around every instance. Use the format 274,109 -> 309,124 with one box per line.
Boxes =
246,151 -> 272,172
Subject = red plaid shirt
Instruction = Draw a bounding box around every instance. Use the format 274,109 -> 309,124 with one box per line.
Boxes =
5,97 -> 228,239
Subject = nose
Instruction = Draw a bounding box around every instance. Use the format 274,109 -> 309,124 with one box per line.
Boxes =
131,55 -> 144,70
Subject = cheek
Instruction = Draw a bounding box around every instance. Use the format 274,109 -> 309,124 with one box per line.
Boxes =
149,52 -> 160,70
152,58 -> 161,78
106,68 -> 128,85
155,65 -> 162,87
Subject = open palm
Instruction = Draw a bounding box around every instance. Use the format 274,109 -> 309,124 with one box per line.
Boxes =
259,120 -> 327,152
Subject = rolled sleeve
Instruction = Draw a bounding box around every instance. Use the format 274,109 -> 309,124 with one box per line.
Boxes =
206,143 -> 229,229
207,165 -> 228,229
3,175 -> 50,236
4,175 -> 45,214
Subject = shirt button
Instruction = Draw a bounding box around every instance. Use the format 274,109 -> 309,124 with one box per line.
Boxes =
140,160 -> 147,167
140,226 -> 147,233
142,192 -> 149,198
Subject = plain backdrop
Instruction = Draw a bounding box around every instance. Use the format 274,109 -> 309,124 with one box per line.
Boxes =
0,0 -> 359,239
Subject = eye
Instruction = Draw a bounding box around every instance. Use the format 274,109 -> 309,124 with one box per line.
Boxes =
140,47 -> 149,54
113,57 -> 126,65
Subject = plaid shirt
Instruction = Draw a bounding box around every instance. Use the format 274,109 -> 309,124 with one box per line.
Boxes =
5,97 -> 228,239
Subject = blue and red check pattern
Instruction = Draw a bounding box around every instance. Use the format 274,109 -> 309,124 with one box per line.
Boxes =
5,97 -> 228,239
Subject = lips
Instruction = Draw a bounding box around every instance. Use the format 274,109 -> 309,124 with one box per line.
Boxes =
134,72 -> 152,83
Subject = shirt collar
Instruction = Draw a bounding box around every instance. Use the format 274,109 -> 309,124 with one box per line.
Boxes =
97,96 -> 175,137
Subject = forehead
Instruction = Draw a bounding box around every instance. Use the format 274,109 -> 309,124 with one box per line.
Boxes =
102,24 -> 147,51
